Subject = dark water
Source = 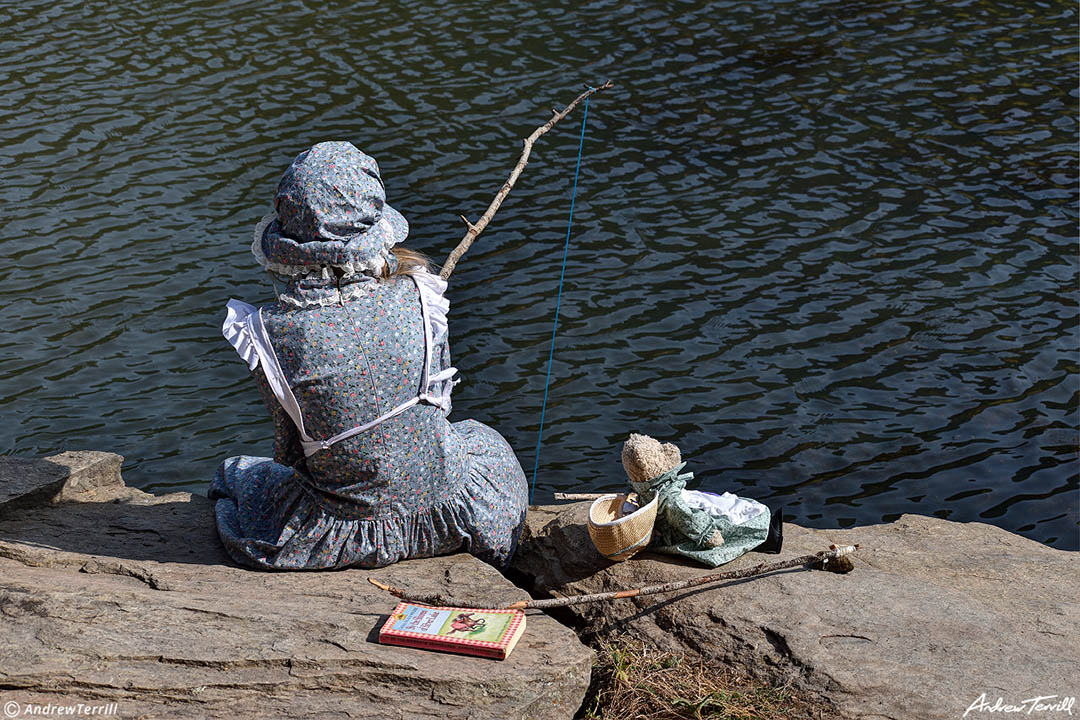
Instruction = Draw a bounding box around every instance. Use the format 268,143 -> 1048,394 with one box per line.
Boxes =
2,0 -> 1076,548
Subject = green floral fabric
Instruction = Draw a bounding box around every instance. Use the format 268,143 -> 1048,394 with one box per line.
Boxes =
630,462 -> 771,567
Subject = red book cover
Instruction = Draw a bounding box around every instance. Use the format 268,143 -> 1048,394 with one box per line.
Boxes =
378,602 -> 527,660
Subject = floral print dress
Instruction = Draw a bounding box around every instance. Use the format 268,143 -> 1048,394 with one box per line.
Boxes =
209,141 -> 528,571
211,269 -> 528,570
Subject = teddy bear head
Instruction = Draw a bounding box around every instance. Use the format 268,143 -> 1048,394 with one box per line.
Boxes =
621,433 -> 682,484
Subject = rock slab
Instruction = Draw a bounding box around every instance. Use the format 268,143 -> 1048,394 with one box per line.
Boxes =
0,453 -> 593,720
512,503 -> 1079,720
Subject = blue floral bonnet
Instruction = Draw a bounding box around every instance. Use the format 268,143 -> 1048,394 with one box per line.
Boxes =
251,141 -> 408,278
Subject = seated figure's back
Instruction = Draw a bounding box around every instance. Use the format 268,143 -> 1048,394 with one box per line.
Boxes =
209,140 -> 527,571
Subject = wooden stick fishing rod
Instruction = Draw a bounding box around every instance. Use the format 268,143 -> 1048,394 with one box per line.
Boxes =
553,492 -> 608,500
439,80 -> 613,281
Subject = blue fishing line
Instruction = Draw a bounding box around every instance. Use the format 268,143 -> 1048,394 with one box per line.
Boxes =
530,93 -> 590,504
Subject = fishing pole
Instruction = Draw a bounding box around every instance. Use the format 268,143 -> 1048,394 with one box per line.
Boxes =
439,81 -> 612,280
437,82 -> 612,503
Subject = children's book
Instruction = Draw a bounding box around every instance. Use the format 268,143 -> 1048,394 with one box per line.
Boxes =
378,602 -> 526,660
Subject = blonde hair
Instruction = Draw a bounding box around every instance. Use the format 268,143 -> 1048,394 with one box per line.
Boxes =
382,246 -> 434,279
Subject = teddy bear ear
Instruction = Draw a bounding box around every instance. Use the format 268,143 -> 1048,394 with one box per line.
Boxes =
622,433 -> 647,458
661,442 -> 682,465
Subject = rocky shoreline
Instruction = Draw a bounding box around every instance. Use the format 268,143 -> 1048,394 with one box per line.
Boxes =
1,452 -> 1076,719
510,502 -> 1078,719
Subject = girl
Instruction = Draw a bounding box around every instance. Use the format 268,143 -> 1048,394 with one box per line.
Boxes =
210,141 -> 528,570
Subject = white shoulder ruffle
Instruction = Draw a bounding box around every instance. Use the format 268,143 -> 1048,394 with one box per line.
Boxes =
222,299 -> 260,371
221,298 -> 314,444
409,269 -> 450,347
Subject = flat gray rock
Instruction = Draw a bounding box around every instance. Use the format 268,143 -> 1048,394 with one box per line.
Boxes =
0,451 -> 127,516
512,503 -> 1079,720
0,454 -> 593,720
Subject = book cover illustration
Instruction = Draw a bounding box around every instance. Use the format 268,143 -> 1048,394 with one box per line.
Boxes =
378,602 -> 526,660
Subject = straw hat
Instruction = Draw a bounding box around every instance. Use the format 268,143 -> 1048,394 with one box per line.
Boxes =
587,493 -> 659,562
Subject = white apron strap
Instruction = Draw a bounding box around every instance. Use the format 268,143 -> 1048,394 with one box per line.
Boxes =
226,274 -> 461,458
251,308 -> 316,445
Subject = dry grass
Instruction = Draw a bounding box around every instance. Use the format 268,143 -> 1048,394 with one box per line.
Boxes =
579,639 -> 822,720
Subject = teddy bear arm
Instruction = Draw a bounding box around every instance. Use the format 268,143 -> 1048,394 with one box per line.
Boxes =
663,494 -> 721,547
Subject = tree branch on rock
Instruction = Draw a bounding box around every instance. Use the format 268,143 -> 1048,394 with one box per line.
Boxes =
368,544 -> 860,610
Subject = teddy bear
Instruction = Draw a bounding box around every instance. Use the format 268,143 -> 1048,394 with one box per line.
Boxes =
621,433 -> 781,567
621,433 -> 725,549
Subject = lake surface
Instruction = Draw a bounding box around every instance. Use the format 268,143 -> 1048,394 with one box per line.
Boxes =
2,0 -> 1076,548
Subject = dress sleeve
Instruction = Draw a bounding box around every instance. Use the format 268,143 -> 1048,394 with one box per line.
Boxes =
430,334 -> 455,417
252,365 -> 307,471
224,299 -> 306,469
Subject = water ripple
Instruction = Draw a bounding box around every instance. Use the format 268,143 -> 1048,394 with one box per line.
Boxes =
1,0 -> 1075,548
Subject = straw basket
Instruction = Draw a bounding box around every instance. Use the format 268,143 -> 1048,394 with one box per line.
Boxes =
587,493 -> 659,562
